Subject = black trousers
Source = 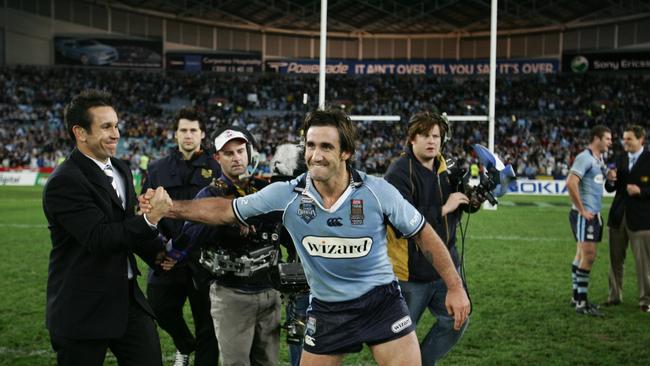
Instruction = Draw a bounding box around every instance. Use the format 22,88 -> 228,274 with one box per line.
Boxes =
50,282 -> 162,366
147,276 -> 219,366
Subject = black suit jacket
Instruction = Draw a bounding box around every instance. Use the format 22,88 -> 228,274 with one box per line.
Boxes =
43,148 -> 162,339
605,149 -> 650,231
142,149 -> 221,286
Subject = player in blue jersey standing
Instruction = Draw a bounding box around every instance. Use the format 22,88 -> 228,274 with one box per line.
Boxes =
142,109 -> 471,366
567,125 -> 612,317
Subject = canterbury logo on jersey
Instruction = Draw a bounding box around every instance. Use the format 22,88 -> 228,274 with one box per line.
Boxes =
326,217 -> 343,226
301,236 -> 373,258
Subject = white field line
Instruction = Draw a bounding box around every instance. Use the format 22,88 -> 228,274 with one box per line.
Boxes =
0,223 -> 46,228
469,234 -> 566,242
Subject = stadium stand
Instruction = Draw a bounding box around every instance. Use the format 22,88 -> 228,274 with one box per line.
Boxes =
1,66 -> 648,177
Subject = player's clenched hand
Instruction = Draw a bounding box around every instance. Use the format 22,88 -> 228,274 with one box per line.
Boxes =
147,187 -> 172,224
445,286 -> 471,331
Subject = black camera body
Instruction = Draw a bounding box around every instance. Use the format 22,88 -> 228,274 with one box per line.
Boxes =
446,158 -> 498,207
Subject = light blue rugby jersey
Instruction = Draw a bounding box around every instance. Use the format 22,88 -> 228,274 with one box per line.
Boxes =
232,169 -> 426,302
570,149 -> 607,213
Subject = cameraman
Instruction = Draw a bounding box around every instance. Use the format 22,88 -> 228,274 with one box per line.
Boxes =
178,127 -> 281,366
385,111 -> 476,366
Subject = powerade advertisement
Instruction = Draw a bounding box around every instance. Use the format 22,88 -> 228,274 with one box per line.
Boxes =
166,52 -> 262,73
563,51 -> 650,73
265,59 -> 559,75
54,36 -> 163,68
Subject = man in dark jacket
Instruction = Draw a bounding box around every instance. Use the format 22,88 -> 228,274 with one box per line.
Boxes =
385,111 -> 477,366
43,89 -> 173,366
604,125 -> 650,313
142,108 -> 220,366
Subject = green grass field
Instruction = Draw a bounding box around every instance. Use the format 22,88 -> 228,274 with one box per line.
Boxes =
1,186 -> 648,365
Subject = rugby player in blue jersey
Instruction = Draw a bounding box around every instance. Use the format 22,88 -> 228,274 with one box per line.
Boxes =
567,125 -> 612,317
143,109 -> 470,365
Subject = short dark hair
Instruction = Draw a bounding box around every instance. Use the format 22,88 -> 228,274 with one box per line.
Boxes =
590,125 -> 611,142
64,89 -> 113,141
407,111 -> 448,146
302,109 -> 357,156
625,124 -> 646,140
174,107 -> 204,131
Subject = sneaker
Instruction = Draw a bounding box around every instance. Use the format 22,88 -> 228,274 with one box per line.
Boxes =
576,303 -> 605,317
570,298 -> 601,309
173,350 -> 189,366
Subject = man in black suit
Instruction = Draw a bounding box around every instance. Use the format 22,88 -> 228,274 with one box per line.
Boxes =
605,125 -> 650,313
43,89 -> 173,365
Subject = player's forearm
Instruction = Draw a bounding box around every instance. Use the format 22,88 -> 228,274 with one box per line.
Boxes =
566,175 -> 585,212
414,224 -> 463,290
166,197 -> 235,226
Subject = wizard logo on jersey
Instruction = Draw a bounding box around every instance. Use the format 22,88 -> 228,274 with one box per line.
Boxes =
298,196 -> 316,223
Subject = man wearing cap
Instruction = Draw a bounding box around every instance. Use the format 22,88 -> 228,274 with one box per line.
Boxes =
175,126 -> 282,366
142,107 -> 220,366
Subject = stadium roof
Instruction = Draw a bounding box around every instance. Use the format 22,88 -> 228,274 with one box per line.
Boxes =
110,0 -> 650,36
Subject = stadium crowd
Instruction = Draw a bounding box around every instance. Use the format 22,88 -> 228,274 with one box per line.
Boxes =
1,65 -> 648,177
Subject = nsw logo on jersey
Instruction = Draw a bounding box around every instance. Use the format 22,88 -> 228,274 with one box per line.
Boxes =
298,196 -> 317,223
301,236 -> 373,258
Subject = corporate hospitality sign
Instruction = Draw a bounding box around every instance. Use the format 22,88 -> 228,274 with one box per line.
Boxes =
166,52 -> 262,72
563,51 -> 650,73
265,59 -> 559,75
54,36 -> 162,68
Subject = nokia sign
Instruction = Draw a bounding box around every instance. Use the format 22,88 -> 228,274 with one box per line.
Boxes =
508,179 -> 614,197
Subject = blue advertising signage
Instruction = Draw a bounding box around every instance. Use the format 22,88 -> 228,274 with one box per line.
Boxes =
166,52 -> 262,73
265,59 -> 559,75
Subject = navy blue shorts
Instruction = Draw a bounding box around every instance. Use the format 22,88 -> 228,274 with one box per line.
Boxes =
303,281 -> 415,355
569,209 -> 603,243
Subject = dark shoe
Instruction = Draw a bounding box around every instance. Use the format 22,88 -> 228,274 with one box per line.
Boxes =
576,303 -> 605,317
602,300 -> 621,307
570,299 -> 601,309
641,305 -> 650,312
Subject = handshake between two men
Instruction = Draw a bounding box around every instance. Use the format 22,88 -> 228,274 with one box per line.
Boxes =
140,187 -> 177,271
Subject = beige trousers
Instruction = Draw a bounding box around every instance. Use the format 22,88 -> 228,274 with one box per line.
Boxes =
608,215 -> 650,306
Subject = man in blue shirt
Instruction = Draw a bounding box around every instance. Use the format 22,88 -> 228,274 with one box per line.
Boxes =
567,125 -> 612,317
144,109 -> 470,365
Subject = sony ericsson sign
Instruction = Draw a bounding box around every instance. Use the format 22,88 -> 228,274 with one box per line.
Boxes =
301,236 -> 373,258
266,59 -> 558,75
563,51 -> 650,73
509,179 -> 614,197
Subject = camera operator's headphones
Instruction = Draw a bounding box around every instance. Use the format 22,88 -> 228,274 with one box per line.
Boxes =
407,111 -> 452,150
211,125 -> 260,174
